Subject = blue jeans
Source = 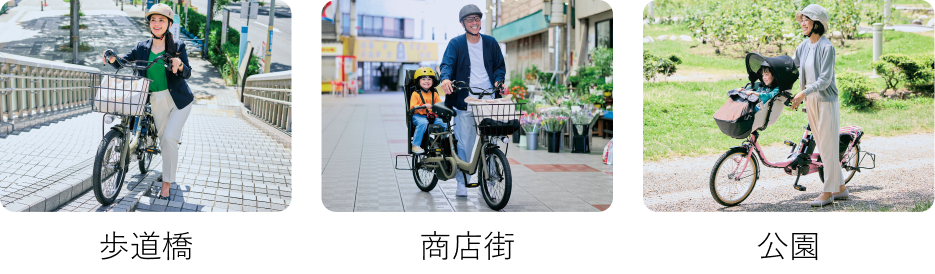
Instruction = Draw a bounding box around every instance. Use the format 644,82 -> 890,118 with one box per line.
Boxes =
412,114 -> 447,147
453,109 -> 477,188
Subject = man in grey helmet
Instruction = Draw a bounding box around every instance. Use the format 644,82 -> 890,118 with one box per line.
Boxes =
438,4 -> 506,197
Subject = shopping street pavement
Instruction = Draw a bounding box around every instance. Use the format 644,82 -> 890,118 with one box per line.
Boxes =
321,93 -> 613,212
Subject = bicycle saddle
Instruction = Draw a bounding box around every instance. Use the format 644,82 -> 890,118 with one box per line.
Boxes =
432,103 -> 455,118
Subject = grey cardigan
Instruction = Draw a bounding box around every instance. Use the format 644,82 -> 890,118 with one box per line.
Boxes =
794,36 -> 839,102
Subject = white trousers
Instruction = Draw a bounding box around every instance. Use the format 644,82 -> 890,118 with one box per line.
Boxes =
805,94 -> 844,193
150,90 -> 192,183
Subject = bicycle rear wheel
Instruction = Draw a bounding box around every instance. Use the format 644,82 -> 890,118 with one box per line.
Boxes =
93,129 -> 128,205
481,148 -> 512,210
412,154 -> 438,191
819,144 -> 860,185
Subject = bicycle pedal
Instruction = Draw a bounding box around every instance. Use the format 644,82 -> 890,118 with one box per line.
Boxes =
793,185 -> 807,191
784,140 -> 796,147
465,183 -> 479,188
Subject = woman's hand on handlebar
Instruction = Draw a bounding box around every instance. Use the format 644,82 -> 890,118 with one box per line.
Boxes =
101,50 -> 116,65
170,56 -> 183,74
790,92 -> 806,110
440,79 -> 453,95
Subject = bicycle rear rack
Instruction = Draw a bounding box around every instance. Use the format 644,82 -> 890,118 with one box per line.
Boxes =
853,151 -> 877,172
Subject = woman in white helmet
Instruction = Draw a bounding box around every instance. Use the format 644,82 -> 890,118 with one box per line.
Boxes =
789,4 -> 846,207
101,3 -> 194,200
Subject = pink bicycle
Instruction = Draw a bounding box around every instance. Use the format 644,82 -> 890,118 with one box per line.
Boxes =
709,53 -> 876,206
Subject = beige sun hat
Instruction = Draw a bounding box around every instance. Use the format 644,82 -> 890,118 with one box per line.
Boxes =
795,4 -> 830,32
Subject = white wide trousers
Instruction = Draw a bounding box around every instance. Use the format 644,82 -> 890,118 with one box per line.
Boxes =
150,90 -> 192,183
805,94 -> 844,193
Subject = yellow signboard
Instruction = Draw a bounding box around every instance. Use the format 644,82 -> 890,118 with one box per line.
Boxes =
353,38 -> 438,62
322,47 -> 338,53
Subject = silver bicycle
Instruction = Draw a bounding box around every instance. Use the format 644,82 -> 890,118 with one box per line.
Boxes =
88,49 -> 170,205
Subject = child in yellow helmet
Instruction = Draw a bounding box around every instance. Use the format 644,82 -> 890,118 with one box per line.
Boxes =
410,67 -> 447,154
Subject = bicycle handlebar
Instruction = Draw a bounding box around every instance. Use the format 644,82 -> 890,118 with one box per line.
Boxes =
104,49 -> 170,71
451,80 -> 503,99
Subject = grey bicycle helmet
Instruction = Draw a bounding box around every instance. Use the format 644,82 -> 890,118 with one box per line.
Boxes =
459,4 -> 483,23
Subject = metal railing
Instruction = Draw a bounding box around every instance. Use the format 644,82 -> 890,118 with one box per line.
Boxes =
0,53 -> 100,135
242,70 -> 291,134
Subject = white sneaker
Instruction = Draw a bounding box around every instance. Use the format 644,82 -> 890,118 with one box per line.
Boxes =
456,181 -> 467,197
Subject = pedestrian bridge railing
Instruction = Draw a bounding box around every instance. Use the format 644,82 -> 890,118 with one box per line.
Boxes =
0,53 -> 99,135
242,70 -> 291,134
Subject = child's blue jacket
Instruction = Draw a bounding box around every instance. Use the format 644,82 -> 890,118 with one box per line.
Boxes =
746,82 -> 780,112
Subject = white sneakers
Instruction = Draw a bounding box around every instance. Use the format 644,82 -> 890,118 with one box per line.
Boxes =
412,145 -> 424,154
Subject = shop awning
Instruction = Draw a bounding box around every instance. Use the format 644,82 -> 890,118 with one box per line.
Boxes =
492,10 -> 548,43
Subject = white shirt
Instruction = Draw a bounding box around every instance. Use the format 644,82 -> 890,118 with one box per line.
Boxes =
467,35 -> 492,99
804,40 -> 818,89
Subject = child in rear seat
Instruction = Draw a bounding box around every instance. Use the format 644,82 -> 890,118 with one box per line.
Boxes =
410,67 -> 447,154
733,61 -> 780,113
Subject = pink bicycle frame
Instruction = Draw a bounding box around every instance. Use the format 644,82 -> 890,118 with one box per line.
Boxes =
737,125 -> 863,176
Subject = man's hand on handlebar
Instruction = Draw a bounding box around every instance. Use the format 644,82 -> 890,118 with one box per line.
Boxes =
440,79 -> 453,95
494,81 -> 505,95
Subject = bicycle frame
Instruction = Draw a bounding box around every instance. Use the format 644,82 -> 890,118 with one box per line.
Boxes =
106,115 -> 143,171
739,124 -> 866,178
421,126 -> 494,181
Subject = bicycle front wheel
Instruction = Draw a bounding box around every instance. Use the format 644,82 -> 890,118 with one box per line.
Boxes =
481,148 -> 512,210
93,129 -> 128,205
709,148 -> 758,207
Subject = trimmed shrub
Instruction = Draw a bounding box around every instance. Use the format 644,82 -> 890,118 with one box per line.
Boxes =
837,71 -> 873,109
643,50 -> 682,81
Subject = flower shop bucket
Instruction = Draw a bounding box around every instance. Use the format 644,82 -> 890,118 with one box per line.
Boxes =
547,131 -> 562,153
572,124 -> 590,153
526,132 -> 538,150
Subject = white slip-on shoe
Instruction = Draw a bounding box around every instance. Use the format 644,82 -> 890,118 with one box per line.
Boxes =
832,189 -> 849,200
810,196 -> 833,207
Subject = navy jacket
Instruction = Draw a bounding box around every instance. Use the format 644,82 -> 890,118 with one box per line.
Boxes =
109,38 -> 194,110
439,33 -> 506,110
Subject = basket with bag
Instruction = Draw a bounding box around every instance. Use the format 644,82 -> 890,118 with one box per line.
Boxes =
89,73 -> 152,116
466,94 -> 522,136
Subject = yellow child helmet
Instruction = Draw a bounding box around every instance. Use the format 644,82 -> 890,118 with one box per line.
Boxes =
413,67 -> 439,88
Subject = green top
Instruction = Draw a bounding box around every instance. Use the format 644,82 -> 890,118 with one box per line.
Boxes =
147,50 -> 168,92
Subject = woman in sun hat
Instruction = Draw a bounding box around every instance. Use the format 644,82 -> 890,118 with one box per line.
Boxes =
789,4 -> 845,207
101,3 -> 194,200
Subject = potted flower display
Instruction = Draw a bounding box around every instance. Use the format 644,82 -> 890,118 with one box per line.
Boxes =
505,85 -> 529,143
569,106 -> 601,153
520,112 -> 542,150
541,110 -> 568,153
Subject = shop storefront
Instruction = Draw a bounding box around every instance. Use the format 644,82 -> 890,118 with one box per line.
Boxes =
347,37 -> 439,92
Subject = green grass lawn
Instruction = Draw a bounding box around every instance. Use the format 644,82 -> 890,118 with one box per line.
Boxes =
643,79 -> 934,161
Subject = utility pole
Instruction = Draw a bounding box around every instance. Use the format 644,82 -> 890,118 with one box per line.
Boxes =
71,0 -> 79,64
264,0 -> 275,73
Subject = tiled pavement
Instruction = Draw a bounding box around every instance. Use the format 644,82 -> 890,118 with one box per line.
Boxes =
0,103 -> 291,212
321,93 -> 613,212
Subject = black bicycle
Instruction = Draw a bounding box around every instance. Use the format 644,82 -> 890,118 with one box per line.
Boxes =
88,49 -> 171,205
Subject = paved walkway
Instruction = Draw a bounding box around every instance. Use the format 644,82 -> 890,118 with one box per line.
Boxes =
321,93 -> 613,212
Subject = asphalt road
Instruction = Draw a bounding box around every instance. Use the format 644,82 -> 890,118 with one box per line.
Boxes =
189,0 -> 292,72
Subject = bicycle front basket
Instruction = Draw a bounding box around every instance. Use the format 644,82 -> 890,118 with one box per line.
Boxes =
89,73 -> 152,117
468,100 -> 523,136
